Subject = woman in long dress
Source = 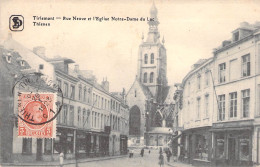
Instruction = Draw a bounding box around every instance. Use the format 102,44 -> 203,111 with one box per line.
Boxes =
158,152 -> 164,167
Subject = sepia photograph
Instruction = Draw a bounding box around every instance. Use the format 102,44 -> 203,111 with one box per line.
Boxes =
0,0 -> 260,166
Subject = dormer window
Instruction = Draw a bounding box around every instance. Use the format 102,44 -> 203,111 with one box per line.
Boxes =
233,31 -> 239,42
7,56 -> 11,63
20,60 -> 25,66
6,53 -> 12,63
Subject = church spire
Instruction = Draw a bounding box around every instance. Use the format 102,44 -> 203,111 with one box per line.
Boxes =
148,1 -> 160,33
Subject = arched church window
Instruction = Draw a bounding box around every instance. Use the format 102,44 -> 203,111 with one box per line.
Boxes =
143,73 -> 147,83
150,53 -> 154,64
144,54 -> 148,64
150,72 -> 154,83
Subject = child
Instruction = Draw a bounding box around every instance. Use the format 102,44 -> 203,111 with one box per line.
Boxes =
59,151 -> 64,167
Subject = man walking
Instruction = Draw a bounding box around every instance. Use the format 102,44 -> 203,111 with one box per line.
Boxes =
166,149 -> 172,162
140,148 -> 144,157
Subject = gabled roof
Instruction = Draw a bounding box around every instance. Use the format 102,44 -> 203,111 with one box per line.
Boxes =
126,77 -> 153,99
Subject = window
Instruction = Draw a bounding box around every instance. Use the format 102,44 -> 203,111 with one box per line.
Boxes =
78,85 -> 82,100
195,134 -> 209,160
205,71 -> 209,87
64,83 -> 68,97
83,87 -> 87,102
63,105 -> 68,124
78,107 -> 81,126
44,139 -> 52,154
219,63 -> 226,83
150,53 -> 154,64
70,85 -> 75,99
69,106 -> 74,126
258,85 -> 260,116
233,31 -> 239,41
143,72 -> 147,83
83,109 -> 86,127
205,95 -> 209,118
101,97 -> 104,109
239,137 -> 250,161
242,89 -> 250,118
22,138 -> 32,154
56,102 -> 61,124
218,95 -> 225,121
197,98 -> 201,120
187,101 -> 190,122
229,92 -> 237,118
150,72 -> 154,83
215,133 -> 225,159
144,54 -> 148,64
242,54 -> 250,77
95,112 -> 97,127
57,79 -> 62,90
197,75 -> 201,90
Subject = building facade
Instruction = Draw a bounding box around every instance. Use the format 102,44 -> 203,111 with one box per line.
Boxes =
178,22 -> 260,166
178,58 -> 214,166
0,34 -> 129,163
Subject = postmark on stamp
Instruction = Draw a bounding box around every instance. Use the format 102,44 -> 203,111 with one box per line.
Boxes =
18,92 -> 57,138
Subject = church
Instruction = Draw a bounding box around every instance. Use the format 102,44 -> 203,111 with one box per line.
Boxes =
126,2 -> 176,147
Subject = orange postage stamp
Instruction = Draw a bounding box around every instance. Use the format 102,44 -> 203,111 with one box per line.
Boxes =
18,92 -> 56,138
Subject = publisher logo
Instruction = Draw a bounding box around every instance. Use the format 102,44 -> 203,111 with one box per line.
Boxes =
9,15 -> 24,31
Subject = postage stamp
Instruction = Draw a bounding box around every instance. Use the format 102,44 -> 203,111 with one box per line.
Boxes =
18,92 -> 56,138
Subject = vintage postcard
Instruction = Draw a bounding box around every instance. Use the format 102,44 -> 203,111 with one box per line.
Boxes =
1,0 -> 260,166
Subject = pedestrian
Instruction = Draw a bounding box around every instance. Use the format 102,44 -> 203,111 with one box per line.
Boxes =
158,151 -> 164,167
140,148 -> 144,157
129,149 -> 134,158
166,149 -> 172,162
149,149 -> 151,154
59,151 -> 64,167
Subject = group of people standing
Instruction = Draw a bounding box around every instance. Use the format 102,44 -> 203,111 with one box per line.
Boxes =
128,147 -> 173,167
159,148 -> 172,167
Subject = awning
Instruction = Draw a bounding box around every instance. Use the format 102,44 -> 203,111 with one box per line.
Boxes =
210,127 -> 253,132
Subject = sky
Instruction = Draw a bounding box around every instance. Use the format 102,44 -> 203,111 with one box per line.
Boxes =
1,0 -> 260,92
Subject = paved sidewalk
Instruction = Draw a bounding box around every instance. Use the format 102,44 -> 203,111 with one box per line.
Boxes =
166,160 -> 193,167
1,155 -> 127,167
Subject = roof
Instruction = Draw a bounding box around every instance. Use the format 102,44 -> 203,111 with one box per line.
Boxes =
156,86 -> 170,104
140,84 -> 153,98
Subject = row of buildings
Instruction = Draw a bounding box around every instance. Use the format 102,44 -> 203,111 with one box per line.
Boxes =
173,22 -> 260,166
0,34 -> 129,163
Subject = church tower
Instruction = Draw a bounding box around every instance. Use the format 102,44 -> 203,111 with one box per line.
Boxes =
137,2 -> 168,98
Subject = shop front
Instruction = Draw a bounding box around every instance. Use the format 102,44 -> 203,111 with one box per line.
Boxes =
179,127 -> 212,166
53,127 -> 75,160
89,132 -> 109,157
212,120 -> 253,167
120,135 -> 128,155
76,130 -> 91,158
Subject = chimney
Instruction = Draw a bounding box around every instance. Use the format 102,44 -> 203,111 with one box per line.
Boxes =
33,46 -> 46,59
102,77 -> 109,92
74,64 -> 79,73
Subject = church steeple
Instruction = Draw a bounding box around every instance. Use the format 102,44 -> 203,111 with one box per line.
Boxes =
146,2 -> 160,43
148,1 -> 160,33
137,2 -> 168,97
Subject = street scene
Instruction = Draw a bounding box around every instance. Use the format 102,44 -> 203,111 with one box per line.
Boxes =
1,0 -> 260,167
